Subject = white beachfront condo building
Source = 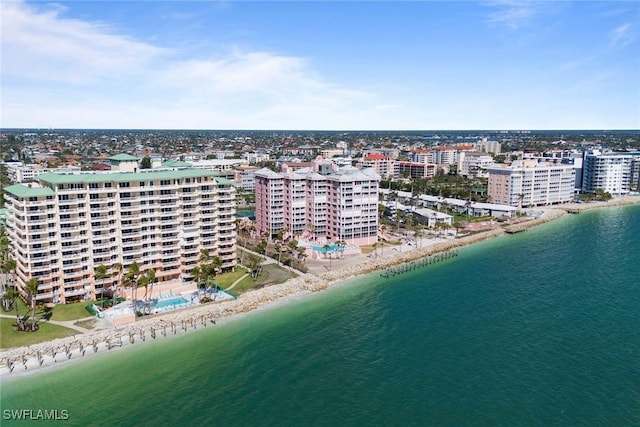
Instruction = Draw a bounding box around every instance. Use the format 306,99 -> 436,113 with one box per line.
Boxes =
356,153 -> 399,180
457,151 -> 495,178
582,150 -> 633,195
3,155 -> 236,304
487,159 -> 576,207
255,157 -> 380,246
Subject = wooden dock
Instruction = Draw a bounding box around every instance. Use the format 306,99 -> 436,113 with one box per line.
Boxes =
380,250 -> 458,278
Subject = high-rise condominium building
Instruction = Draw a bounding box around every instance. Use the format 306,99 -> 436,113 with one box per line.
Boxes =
582,150 -> 633,195
255,157 -> 380,246
3,163 -> 236,304
487,160 -> 576,207
356,153 -> 398,180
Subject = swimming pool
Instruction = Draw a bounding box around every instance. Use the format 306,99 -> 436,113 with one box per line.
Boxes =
312,244 -> 340,253
155,297 -> 189,309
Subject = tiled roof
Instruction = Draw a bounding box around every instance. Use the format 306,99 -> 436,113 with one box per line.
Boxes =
36,169 -> 219,184
109,153 -> 140,161
4,184 -> 55,198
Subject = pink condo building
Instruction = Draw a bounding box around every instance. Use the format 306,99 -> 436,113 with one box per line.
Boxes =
255,157 -> 380,246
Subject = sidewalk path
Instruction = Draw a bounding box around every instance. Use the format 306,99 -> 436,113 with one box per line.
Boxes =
226,274 -> 250,291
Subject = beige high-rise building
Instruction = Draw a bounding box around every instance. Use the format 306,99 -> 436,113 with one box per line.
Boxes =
487,160 -> 575,207
255,157 -> 379,246
3,162 -> 236,304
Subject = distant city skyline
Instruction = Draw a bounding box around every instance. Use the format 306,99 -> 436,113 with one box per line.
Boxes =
2,1 -> 639,131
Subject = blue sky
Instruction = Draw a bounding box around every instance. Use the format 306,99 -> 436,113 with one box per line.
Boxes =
1,0 -> 639,130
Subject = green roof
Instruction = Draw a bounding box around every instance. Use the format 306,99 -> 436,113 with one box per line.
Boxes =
109,153 -> 140,162
215,177 -> 235,186
37,169 -> 221,185
4,184 -> 55,198
161,160 -> 192,168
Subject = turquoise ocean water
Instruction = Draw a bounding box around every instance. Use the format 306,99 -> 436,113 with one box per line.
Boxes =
2,205 -> 639,426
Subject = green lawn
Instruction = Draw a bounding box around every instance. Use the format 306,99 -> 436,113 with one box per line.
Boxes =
228,276 -> 256,294
50,301 -> 95,321
2,298 -> 94,321
256,264 -> 298,286
0,317 -> 78,349
207,269 -> 249,288
224,264 -> 297,295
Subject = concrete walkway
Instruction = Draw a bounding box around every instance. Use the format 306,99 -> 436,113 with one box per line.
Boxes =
226,274 -> 249,291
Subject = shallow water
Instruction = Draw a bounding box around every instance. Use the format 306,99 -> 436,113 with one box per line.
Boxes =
2,205 -> 639,426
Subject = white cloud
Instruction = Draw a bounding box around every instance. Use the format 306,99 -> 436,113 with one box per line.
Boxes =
0,0 -> 383,129
610,23 -> 635,48
483,0 -> 543,30
0,1 -> 166,84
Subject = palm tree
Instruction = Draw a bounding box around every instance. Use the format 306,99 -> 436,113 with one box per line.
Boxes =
337,240 -> 346,259
453,221 -> 464,235
442,223 -> 451,238
322,243 -> 330,259
517,193 -> 525,215
199,248 -> 212,266
2,287 -> 17,312
137,274 -> 149,313
465,200 -> 472,222
146,268 -> 156,302
94,264 -> 108,300
191,266 -> 202,286
211,256 -> 223,275
125,261 -> 141,307
112,262 -> 123,307
413,224 -> 423,249
296,246 -> 308,267
275,240 -> 283,264
25,278 -> 39,331
256,241 -> 267,256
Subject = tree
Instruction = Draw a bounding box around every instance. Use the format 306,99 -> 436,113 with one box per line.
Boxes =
190,266 -> 202,287
94,264 -> 108,300
137,274 -> 149,313
25,278 -> 39,331
322,243 -> 330,259
112,263 -> 123,307
275,240 -> 283,264
125,262 -> 141,307
296,246 -> 308,268
140,156 -> 152,169
1,287 -> 17,312
256,241 -> 267,256
211,256 -> 223,275
336,240 -> 346,259
453,221 -> 464,235
516,193 -> 525,215
145,268 -> 156,302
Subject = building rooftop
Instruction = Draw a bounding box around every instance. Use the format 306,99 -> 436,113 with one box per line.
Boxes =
160,160 -> 193,168
4,184 -> 56,198
109,153 -> 141,162
36,169 -> 220,185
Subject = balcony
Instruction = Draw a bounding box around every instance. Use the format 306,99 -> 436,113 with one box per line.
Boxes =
157,268 -> 181,276
35,292 -> 55,300
64,288 -> 86,297
31,264 -> 56,273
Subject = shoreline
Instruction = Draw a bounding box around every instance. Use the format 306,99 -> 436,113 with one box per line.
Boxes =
2,196 -> 639,379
